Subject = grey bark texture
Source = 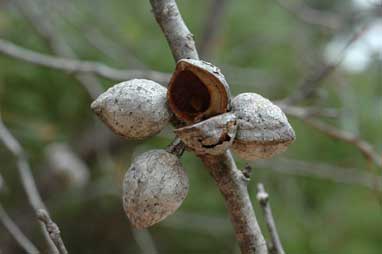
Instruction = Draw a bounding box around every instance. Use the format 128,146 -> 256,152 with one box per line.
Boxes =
91,79 -> 172,139
149,0 -> 199,62
123,149 -> 189,229
231,93 -> 295,161
256,184 -> 285,254
149,1 -> 268,253
36,209 -> 68,254
175,113 -> 237,155
200,152 -> 268,253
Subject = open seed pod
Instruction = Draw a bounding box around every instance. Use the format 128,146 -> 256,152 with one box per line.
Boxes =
91,79 -> 172,139
167,59 -> 231,123
231,93 -> 295,160
174,113 -> 237,155
123,149 -> 189,229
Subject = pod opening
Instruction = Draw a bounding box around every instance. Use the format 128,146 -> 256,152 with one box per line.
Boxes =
169,70 -> 211,122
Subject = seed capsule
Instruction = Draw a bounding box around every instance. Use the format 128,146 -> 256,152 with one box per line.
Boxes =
122,149 -> 189,229
167,59 -> 231,123
174,113 -> 237,155
91,79 -> 172,139
231,93 -> 295,160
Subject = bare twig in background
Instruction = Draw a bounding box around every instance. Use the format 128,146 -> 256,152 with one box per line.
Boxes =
0,38 -> 170,84
254,158 -> 382,191
0,173 -> 6,193
304,119 -> 382,169
149,0 -> 267,253
278,104 -> 339,119
199,0 -> 228,58
0,115 -> 59,253
13,0 -> 103,99
275,0 -> 343,30
256,184 -> 285,254
131,228 -> 158,254
0,203 -> 39,254
284,23 -> 369,104
283,105 -> 382,170
36,209 -> 68,254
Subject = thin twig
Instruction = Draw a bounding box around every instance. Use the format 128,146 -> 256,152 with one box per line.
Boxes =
283,102 -> 382,169
284,23 -> 369,104
149,1 -> 267,253
36,209 -> 68,254
256,184 -> 285,254
13,0 -> 103,99
254,158 -> 382,191
275,0 -> 343,30
0,38 -> 170,84
0,115 -> 59,253
304,118 -> 382,168
0,203 -> 39,254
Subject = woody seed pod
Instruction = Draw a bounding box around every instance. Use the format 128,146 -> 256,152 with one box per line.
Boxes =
174,113 -> 237,155
123,149 -> 189,229
91,79 -> 172,139
231,93 -> 295,160
167,59 -> 231,123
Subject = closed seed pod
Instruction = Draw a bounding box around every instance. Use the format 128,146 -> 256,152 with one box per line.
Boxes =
167,59 -> 231,123
123,149 -> 189,229
174,113 -> 237,155
91,79 -> 172,139
231,93 -> 295,160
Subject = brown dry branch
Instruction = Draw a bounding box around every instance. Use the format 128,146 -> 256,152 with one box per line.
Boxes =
36,209 -> 68,254
0,115 -> 59,253
149,0 -> 268,253
0,202 -> 39,254
256,184 -> 285,254
0,38 -> 170,85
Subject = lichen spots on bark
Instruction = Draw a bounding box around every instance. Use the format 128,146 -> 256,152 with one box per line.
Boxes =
169,70 -> 211,122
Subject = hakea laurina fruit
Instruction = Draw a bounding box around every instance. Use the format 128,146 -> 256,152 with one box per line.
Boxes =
174,113 -> 237,155
122,149 -> 189,229
167,59 -> 231,124
231,93 -> 295,160
91,79 -> 172,139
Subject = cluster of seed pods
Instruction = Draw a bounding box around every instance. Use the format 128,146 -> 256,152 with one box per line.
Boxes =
91,59 -> 295,228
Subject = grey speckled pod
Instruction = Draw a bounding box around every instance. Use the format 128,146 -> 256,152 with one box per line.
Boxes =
167,59 -> 231,123
174,113 -> 237,155
231,93 -> 295,160
122,149 -> 189,229
91,79 -> 172,139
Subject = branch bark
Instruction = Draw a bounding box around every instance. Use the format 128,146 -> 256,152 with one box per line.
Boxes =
256,184 -> 285,254
0,115 -> 59,253
36,209 -> 68,254
0,38 -> 170,84
0,202 -> 39,254
149,1 -> 267,253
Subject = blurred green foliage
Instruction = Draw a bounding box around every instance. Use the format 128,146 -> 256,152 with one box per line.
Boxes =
0,0 -> 381,253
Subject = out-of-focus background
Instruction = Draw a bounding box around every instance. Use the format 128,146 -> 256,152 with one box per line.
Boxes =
0,0 -> 382,253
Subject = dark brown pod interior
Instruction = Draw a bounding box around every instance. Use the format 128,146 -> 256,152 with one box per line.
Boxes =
167,59 -> 231,123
